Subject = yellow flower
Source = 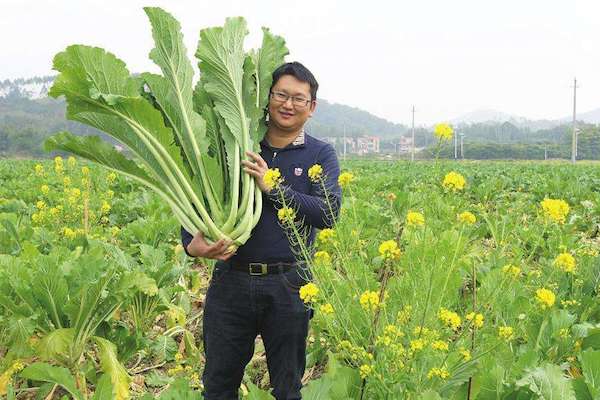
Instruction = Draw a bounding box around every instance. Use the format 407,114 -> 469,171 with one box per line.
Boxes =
498,326 -> 514,341
110,226 -> 121,237
431,340 -> 449,351
67,156 -> 76,168
459,347 -> 471,361
320,303 -> 334,315
317,228 -> 336,244
410,338 -> 425,351
438,308 -> 462,330
313,250 -> 331,266
427,367 -> 449,380
106,190 -> 115,199
457,211 -> 476,224
540,198 -> 570,224
31,212 -> 42,224
536,288 -> 556,309
70,188 -> 81,198
406,211 -> 425,226
299,282 -> 319,303
466,312 -> 484,329
263,168 -> 283,190
63,227 -> 77,240
36,200 -> 46,210
359,364 -> 373,379
40,185 -> 50,195
81,166 -> 90,175
49,207 -> 60,217
360,290 -> 380,312
54,156 -> 64,174
434,123 -> 454,140
397,305 -> 412,324
338,172 -> 355,189
34,164 -> 44,176
277,207 -> 295,223
63,176 -> 71,186
378,240 -> 401,261
442,171 -> 466,191
308,164 -> 323,182
554,253 -> 576,273
502,264 -> 521,278
101,201 -> 111,215
107,172 -> 117,184
386,192 -> 397,202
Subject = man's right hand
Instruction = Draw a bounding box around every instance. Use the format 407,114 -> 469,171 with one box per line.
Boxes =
186,232 -> 235,261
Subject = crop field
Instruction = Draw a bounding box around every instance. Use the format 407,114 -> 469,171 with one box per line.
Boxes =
1,158 -> 600,399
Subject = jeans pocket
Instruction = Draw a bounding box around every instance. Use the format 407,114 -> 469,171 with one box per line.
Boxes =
209,262 -> 230,286
280,267 -> 312,291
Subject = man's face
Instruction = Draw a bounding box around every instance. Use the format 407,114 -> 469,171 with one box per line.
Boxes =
267,74 -> 316,133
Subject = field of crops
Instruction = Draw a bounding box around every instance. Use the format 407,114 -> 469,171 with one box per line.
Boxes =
1,157 -> 600,399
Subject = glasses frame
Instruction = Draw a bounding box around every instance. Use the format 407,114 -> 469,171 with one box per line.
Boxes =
269,90 -> 312,108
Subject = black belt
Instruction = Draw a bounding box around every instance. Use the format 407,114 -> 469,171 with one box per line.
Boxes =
229,260 -> 297,276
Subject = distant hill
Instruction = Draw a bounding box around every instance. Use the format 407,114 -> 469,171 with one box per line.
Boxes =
308,100 -> 407,138
561,108 -> 600,124
451,109 -> 560,131
0,76 -> 410,157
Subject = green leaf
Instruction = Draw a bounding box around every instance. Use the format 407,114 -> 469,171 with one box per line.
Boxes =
20,362 -> 83,400
571,377 -> 593,400
156,378 -> 202,399
419,390 -> 443,400
301,352 -> 360,399
93,337 -> 131,400
91,374 -> 114,400
151,335 -> 178,362
579,349 -> 600,398
582,329 -> 600,350
37,328 -> 75,363
515,363 -> 575,400
246,382 -> 275,399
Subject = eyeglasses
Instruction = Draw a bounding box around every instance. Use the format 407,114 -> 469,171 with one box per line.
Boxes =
269,91 -> 312,108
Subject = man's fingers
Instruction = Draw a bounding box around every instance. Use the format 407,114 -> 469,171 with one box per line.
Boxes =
246,151 -> 267,168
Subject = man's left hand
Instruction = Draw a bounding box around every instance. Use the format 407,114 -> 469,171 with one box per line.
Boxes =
242,151 -> 270,193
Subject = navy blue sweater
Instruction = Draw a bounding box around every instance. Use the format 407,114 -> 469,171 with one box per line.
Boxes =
181,131 -> 342,263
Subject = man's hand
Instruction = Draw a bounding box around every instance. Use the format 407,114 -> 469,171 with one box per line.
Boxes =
186,231 -> 235,261
242,151 -> 270,193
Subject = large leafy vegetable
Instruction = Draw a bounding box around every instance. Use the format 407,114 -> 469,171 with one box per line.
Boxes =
44,7 -> 288,246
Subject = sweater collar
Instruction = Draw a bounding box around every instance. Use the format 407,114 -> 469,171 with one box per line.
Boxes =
260,129 -> 306,150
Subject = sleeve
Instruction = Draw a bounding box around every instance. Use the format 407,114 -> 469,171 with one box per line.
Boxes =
266,144 -> 342,229
180,226 -> 195,257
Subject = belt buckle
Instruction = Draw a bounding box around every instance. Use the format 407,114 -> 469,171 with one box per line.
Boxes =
249,262 -> 268,276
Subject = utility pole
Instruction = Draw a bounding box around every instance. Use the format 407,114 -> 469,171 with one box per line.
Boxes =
544,143 -> 548,160
571,78 -> 578,164
411,106 -> 416,161
343,123 -> 347,162
460,133 -> 465,159
454,131 -> 458,159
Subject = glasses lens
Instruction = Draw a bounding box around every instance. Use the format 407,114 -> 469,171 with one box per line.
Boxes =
292,98 -> 309,107
272,92 -> 288,102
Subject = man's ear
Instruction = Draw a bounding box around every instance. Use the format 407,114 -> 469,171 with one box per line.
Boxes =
309,100 -> 317,116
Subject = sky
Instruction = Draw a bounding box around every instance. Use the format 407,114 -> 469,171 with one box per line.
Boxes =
1,0 -> 598,125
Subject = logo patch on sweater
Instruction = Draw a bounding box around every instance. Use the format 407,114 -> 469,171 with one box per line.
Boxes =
294,167 -> 303,176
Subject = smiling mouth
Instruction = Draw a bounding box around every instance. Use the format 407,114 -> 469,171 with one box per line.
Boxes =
279,111 -> 294,118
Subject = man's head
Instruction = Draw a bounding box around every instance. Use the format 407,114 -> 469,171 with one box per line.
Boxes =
267,62 -> 318,133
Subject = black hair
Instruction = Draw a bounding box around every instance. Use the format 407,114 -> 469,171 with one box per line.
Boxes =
270,62 -> 319,101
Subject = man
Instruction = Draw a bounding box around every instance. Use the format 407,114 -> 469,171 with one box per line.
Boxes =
181,61 -> 341,400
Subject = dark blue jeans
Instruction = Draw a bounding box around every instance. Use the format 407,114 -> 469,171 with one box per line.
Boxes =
202,261 -> 313,400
